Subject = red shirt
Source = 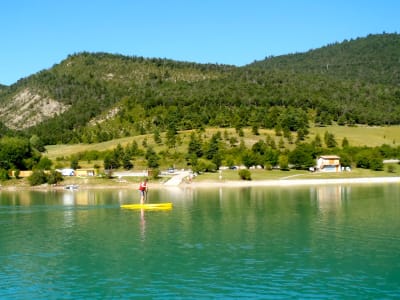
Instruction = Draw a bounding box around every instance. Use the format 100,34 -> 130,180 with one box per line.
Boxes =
139,181 -> 147,191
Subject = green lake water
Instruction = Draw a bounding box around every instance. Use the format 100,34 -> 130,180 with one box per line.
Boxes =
0,184 -> 399,299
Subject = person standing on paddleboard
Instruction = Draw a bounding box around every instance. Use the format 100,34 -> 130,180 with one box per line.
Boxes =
138,178 -> 148,204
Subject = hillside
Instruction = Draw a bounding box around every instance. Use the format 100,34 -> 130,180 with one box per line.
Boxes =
250,33 -> 400,86
0,53 -> 233,142
0,33 -> 399,145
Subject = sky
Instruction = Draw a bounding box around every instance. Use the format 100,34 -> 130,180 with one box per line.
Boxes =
1,0 -> 399,85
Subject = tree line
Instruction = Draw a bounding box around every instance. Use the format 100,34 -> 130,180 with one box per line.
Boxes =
1,129 -> 398,184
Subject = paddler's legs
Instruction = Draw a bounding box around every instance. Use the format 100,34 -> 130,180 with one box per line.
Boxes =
140,190 -> 144,204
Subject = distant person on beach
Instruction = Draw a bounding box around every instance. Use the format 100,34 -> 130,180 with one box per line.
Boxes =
138,178 -> 148,204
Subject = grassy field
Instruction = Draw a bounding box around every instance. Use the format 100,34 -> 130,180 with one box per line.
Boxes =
196,166 -> 400,182
309,125 -> 400,147
44,125 -> 400,171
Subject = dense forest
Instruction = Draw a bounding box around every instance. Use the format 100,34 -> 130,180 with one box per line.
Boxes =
251,33 -> 400,86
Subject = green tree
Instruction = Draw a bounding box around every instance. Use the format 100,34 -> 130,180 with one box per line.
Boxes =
104,152 -> 120,171
114,144 -> 124,162
30,135 -> 46,152
122,152 -> 133,170
205,132 -> 223,168
0,137 -> 34,170
324,131 -> 338,148
127,141 -> 141,156
242,150 -> 257,169
313,134 -> 323,148
369,151 -> 384,171
188,132 -> 203,158
342,137 -> 350,148
153,128 -> 162,144
194,158 -> 217,173
289,143 -> 315,169
355,148 -> 383,170
279,155 -> 289,171
70,156 -> 80,169
145,146 -> 160,168
35,157 -> 53,170
264,148 -> 280,168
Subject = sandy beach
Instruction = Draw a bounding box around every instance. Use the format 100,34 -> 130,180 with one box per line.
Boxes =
1,176 -> 399,191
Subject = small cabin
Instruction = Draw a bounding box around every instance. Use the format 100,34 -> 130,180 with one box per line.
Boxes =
316,155 -> 341,172
75,168 -> 96,177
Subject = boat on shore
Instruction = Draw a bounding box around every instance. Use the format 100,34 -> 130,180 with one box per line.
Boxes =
64,184 -> 79,190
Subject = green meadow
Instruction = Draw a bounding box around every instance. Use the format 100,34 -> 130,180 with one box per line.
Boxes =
46,125 -> 400,160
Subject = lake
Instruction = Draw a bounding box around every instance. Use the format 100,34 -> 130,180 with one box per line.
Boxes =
1,184 -> 399,299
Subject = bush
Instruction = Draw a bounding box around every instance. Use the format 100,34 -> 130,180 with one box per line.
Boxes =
194,159 -> 217,173
238,169 -> 252,181
47,170 -> 64,185
28,170 -> 48,186
150,168 -> 160,179
35,157 -> 53,170
387,164 -> 396,173
0,168 -> 10,181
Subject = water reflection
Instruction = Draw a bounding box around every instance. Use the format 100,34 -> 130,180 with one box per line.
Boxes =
63,209 -> 74,228
311,185 -> 351,214
140,209 -> 146,240
62,192 -> 75,205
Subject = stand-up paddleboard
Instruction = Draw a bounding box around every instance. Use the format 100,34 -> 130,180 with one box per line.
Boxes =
120,203 -> 172,210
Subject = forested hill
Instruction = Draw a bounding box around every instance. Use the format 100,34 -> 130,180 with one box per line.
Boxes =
250,33 -> 400,86
0,33 -> 399,145
0,53 -> 234,143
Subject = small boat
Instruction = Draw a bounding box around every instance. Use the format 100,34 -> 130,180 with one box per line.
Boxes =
64,184 -> 79,190
120,202 -> 172,210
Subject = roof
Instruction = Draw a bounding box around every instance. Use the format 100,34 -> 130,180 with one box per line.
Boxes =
319,155 -> 340,159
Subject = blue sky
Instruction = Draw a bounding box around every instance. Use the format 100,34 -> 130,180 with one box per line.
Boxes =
1,0 -> 398,85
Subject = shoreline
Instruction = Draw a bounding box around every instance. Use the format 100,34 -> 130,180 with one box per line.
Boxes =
185,176 -> 400,188
1,176 -> 399,191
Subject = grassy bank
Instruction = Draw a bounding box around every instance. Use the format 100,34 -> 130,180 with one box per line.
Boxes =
195,166 -> 400,182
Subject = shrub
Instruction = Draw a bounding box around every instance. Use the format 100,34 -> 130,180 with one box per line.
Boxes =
387,164 -> 396,173
47,170 -> 64,185
150,168 -> 160,179
238,169 -> 252,181
28,170 -> 48,186
194,159 -> 217,173
0,168 -> 9,181
279,155 -> 289,171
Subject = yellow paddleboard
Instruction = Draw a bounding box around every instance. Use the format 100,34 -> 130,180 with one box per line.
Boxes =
120,203 -> 172,210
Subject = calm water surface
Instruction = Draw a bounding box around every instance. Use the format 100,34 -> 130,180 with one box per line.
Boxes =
0,184 -> 399,299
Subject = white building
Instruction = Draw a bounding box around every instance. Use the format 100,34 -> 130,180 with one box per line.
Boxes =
316,155 -> 341,172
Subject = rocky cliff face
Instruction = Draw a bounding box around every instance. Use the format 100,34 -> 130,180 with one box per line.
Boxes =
0,88 -> 69,129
